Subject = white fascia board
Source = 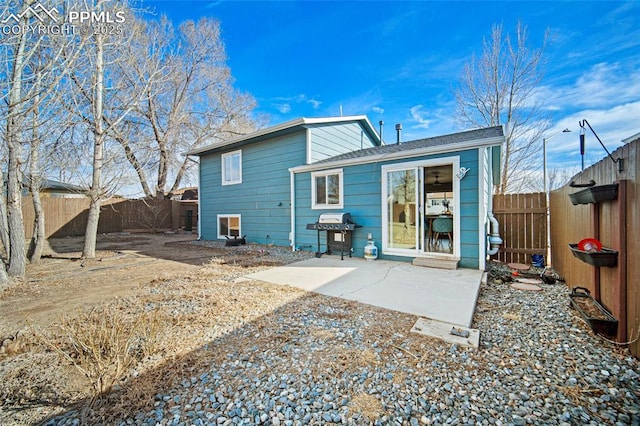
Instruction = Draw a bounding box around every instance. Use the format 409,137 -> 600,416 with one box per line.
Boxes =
188,115 -> 378,156
302,115 -> 381,145
289,136 -> 504,173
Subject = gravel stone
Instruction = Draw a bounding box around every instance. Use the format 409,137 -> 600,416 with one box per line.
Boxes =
38,260 -> 640,425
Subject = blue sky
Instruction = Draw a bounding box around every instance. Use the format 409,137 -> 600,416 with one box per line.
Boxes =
146,0 -> 640,173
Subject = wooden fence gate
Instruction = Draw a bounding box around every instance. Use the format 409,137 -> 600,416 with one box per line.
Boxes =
492,192 -> 547,265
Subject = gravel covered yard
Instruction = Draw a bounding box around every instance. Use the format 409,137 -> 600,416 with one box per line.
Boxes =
1,234 -> 639,425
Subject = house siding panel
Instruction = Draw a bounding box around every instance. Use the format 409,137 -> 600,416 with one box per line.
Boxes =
295,149 -> 482,268
200,132 -> 307,245
309,122 -> 377,163
457,153 -> 480,268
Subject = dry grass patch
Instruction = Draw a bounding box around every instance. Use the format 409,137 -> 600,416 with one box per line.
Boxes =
309,327 -> 336,341
391,370 -> 407,385
350,392 -> 383,421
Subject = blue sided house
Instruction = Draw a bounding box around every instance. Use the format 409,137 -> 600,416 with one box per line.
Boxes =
189,116 -> 504,270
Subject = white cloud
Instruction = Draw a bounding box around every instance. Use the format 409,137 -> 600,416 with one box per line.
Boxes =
529,57 -> 640,171
541,62 -> 640,111
274,103 -> 291,114
205,0 -> 224,8
269,94 -> 322,114
330,89 -> 384,117
307,98 -> 322,109
409,105 -> 432,129
545,101 -> 640,169
372,106 -> 384,114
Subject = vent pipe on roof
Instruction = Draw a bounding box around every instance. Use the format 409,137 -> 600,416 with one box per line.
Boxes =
379,120 -> 384,144
396,123 -> 402,144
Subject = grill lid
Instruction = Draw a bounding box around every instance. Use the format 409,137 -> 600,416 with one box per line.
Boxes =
318,212 -> 352,224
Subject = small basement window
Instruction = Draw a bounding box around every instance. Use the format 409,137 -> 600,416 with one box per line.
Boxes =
312,169 -> 343,209
217,214 -> 241,239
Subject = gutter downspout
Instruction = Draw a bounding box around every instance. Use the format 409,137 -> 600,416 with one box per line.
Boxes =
486,144 -> 502,256
486,212 -> 502,255
195,156 -> 202,240
289,170 -> 296,251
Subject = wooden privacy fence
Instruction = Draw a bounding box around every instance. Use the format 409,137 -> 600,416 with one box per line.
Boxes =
21,197 -> 179,239
550,134 -> 639,358
492,192 -> 547,265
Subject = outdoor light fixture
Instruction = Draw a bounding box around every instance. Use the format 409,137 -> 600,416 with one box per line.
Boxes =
456,167 -> 470,180
578,119 -> 624,172
580,127 -> 586,170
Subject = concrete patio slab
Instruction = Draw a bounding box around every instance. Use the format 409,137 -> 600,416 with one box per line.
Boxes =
243,256 -> 484,327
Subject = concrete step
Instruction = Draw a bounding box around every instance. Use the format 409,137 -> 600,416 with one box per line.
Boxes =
411,317 -> 479,349
412,256 -> 459,270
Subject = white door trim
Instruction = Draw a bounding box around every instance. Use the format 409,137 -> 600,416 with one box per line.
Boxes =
381,156 -> 461,258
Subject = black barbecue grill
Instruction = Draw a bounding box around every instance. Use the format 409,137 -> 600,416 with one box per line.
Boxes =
306,213 -> 360,259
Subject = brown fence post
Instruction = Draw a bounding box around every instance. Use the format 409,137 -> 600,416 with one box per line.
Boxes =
172,200 -> 180,230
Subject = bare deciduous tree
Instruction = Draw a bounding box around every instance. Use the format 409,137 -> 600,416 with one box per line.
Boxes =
1,0 -> 84,278
27,86 -> 45,262
116,17 -> 257,199
61,1 -> 150,258
0,1 -> 258,273
454,22 -> 551,193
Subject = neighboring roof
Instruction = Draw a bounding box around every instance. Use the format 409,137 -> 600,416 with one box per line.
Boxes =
188,115 -> 381,156
19,176 -> 87,192
180,188 -> 198,201
622,131 -> 640,144
290,126 -> 504,172
41,179 -> 87,192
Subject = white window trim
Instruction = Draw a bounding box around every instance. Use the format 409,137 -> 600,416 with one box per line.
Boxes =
221,150 -> 242,185
217,214 -> 241,239
311,168 -> 344,210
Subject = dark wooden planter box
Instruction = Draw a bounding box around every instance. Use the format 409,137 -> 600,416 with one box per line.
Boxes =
570,287 -> 618,336
568,244 -> 618,267
569,184 -> 618,205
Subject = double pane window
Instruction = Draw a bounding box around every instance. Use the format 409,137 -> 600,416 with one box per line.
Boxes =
222,150 -> 242,185
312,169 -> 343,209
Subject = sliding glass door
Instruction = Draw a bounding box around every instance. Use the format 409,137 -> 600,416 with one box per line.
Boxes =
385,167 -> 419,251
383,159 -> 458,257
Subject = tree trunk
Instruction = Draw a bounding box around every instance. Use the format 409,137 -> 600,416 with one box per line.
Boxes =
27,153 -> 46,263
6,127 -> 26,277
0,170 -> 8,283
156,145 -> 168,198
0,261 -> 8,284
27,81 -> 46,262
82,32 -> 105,259
5,14 -> 30,277
115,134 -> 154,198
83,196 -> 102,259
28,189 -> 46,262
168,156 -> 191,197
0,185 -> 10,262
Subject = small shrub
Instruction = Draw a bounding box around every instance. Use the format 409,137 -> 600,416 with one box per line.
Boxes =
37,305 -> 163,403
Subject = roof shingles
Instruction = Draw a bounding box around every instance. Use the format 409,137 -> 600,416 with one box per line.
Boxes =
310,126 -> 503,166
